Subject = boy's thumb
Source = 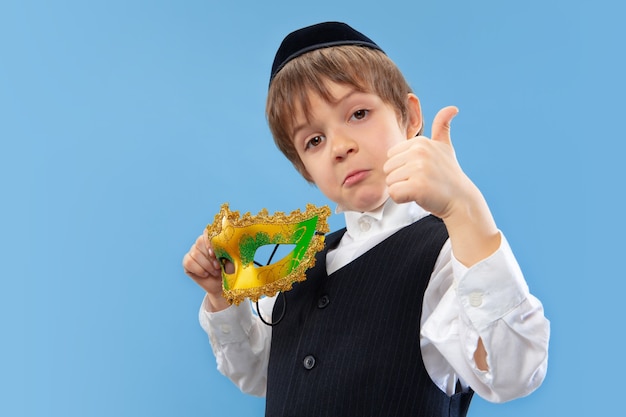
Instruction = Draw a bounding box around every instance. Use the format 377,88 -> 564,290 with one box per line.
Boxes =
431,106 -> 459,145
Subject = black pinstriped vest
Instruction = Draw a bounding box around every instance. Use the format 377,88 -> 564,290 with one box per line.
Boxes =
266,215 -> 473,417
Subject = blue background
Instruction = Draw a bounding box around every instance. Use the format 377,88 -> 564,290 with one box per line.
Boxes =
1,0 -> 622,415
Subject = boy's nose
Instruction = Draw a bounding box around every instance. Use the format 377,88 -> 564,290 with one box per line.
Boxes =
331,134 -> 357,160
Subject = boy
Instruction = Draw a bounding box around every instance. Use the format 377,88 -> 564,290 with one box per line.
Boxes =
183,22 -> 549,417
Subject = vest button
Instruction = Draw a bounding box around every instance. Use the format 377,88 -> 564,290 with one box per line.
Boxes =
303,355 -> 316,370
317,295 -> 330,309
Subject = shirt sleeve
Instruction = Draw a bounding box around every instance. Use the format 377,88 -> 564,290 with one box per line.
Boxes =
198,295 -> 276,397
421,232 -> 550,403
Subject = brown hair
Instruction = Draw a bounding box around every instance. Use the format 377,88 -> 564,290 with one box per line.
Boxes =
266,45 -> 419,179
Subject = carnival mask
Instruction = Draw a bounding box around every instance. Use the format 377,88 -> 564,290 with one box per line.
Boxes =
206,203 -> 330,305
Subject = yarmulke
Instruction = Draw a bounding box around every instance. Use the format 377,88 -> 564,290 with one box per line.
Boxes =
269,21 -> 384,85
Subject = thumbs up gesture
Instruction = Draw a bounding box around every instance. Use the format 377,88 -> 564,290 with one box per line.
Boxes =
385,106 -> 501,266
384,106 -> 470,219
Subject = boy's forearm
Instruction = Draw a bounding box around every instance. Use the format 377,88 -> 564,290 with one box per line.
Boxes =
442,185 -> 500,267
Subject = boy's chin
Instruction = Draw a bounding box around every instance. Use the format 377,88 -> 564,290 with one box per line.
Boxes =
343,194 -> 389,213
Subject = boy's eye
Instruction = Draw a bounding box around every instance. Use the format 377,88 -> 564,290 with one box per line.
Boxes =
351,109 -> 369,120
305,135 -> 325,149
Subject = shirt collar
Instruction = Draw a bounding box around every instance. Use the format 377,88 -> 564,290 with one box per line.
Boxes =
340,199 -> 430,242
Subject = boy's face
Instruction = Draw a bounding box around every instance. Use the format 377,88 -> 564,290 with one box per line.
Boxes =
292,81 -> 421,213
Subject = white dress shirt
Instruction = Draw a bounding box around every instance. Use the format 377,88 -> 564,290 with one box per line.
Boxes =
199,200 -> 550,403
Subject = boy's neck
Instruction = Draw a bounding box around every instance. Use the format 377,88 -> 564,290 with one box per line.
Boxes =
337,198 -> 390,216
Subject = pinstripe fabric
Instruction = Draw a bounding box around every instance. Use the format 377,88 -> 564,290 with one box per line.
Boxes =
266,215 -> 473,417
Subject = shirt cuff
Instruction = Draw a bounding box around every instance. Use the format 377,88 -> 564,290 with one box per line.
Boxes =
452,233 -> 529,331
198,295 -> 255,345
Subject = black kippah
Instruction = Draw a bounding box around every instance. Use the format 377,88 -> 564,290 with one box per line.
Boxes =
269,21 -> 384,86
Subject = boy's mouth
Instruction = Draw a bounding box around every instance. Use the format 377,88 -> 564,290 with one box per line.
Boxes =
343,170 -> 369,186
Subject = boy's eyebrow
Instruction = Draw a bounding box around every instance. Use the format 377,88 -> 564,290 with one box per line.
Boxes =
291,89 -> 363,139
291,123 -> 308,140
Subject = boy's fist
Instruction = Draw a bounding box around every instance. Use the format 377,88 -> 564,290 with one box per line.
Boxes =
182,234 -> 225,298
384,106 -> 472,219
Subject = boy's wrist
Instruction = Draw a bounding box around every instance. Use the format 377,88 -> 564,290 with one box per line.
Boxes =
441,188 -> 500,267
206,291 -> 231,312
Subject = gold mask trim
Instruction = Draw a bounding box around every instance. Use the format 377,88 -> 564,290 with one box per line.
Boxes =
206,203 -> 331,305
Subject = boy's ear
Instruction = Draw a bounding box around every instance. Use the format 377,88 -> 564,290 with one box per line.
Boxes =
406,93 -> 423,138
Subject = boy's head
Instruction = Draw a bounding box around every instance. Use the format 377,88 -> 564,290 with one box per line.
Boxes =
267,22 -> 421,181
